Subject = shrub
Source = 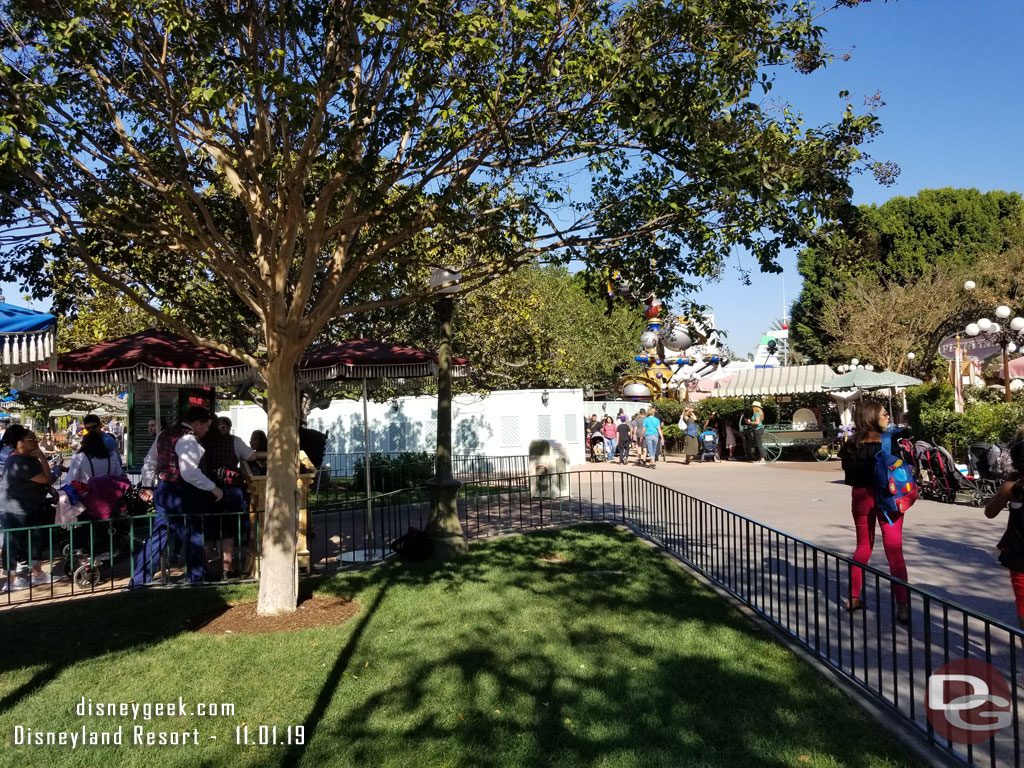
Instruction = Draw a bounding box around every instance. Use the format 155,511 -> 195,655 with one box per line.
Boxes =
906,380 -> 954,441
906,380 -> 1024,457
651,398 -> 683,425
662,423 -> 684,439
693,397 -> 779,426
692,397 -> 745,426
353,451 -> 434,493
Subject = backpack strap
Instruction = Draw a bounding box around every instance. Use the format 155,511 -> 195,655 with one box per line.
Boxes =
881,432 -> 892,454
86,454 -> 111,479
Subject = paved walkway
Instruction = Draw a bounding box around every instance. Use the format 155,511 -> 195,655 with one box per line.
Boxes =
575,453 -> 1017,628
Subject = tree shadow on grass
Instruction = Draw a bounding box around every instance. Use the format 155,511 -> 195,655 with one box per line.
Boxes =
0,587 -> 234,714
282,525 -> 924,768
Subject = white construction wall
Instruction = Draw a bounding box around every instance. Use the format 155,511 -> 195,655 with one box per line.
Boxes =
583,400 -> 661,421
218,388 -> 587,466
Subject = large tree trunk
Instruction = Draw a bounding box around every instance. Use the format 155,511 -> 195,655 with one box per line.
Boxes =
256,351 -> 301,615
427,295 -> 468,557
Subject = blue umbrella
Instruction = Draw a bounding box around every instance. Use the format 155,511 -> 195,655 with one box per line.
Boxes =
0,304 -> 55,332
0,304 -> 57,367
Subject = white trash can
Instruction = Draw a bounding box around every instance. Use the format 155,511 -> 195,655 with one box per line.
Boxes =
529,440 -> 570,498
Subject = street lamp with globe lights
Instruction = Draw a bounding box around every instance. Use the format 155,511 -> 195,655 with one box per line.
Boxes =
837,359 -> 873,374
965,302 -> 1024,403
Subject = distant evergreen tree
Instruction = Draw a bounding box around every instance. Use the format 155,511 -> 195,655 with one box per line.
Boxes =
790,188 -> 1024,363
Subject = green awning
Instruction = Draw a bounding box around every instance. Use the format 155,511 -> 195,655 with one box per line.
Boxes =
821,369 -> 922,391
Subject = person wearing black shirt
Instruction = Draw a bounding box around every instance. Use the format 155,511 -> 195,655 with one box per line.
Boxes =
984,440 -> 1024,634
840,402 -> 910,625
0,427 -> 57,592
615,416 -> 632,465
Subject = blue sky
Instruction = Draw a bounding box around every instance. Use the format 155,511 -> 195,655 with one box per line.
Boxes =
699,0 -> 1024,357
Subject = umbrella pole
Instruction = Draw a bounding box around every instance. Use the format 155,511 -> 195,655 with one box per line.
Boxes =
125,384 -> 131,464
362,378 -> 372,558
153,383 -> 161,432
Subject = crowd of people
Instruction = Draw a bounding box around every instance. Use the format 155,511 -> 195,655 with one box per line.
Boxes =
586,401 -> 769,466
585,408 -> 666,469
0,408 -> 272,592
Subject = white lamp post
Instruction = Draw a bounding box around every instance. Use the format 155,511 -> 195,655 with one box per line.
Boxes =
965,296 -> 1024,403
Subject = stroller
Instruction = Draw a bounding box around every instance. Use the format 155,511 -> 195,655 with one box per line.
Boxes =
58,476 -> 136,588
968,442 -> 1009,505
699,430 -> 720,462
589,433 -> 607,462
914,439 -> 984,505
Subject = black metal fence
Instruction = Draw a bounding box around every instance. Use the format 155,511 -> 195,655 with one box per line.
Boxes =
581,470 -> 1024,768
309,453 -> 530,503
319,452 -> 529,479
2,468 -> 1021,765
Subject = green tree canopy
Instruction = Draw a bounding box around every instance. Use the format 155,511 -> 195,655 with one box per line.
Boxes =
375,265 -> 644,391
1,0 -> 887,613
791,188 -> 1024,362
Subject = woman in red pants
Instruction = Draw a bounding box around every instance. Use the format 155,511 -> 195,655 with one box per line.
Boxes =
840,402 -> 910,625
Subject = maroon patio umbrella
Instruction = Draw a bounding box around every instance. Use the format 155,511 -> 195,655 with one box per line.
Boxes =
13,328 -> 255,391
299,339 -> 471,558
299,338 -> 468,384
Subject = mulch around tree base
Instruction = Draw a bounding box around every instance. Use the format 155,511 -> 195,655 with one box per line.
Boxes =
188,596 -> 361,635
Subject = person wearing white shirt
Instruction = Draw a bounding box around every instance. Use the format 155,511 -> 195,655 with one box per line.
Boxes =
133,406 -> 222,585
65,433 -> 124,485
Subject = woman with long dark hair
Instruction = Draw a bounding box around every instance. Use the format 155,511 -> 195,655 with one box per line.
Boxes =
66,428 -> 123,484
984,440 -> 1024,634
841,401 -> 910,625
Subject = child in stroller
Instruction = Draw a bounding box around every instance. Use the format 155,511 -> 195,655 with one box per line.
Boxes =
699,430 -> 720,462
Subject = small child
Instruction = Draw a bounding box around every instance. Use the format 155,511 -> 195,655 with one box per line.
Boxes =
984,440 -> 1024,631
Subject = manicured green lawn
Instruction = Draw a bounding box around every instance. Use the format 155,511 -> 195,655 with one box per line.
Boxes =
0,525 -> 922,768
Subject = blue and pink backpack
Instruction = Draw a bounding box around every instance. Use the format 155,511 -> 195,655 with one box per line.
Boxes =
874,432 -> 918,524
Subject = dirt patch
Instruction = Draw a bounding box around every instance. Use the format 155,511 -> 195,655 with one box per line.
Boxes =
188,595 -> 361,635
537,554 -> 568,564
